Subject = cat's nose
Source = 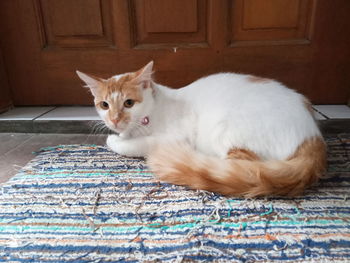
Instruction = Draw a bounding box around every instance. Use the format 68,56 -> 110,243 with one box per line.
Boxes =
111,119 -> 120,126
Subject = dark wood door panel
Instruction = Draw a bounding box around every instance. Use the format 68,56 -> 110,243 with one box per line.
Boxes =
243,0 -> 300,29
37,0 -> 114,48
0,0 -> 349,105
45,0 -> 104,36
0,0 -> 47,105
0,48 -> 12,112
231,0 -> 315,45
310,0 -> 350,104
132,0 -> 208,48
145,0 -> 198,33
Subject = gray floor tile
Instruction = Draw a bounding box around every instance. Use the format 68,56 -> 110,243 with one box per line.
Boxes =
313,105 -> 350,119
0,133 -> 107,184
0,133 -> 34,155
0,107 -> 55,120
37,107 -> 100,120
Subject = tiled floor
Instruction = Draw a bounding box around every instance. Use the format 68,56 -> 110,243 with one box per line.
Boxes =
0,133 -> 107,184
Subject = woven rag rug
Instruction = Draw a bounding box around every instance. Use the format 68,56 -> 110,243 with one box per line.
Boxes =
0,134 -> 349,262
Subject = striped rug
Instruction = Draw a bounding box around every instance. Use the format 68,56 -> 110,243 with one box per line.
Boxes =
0,134 -> 349,262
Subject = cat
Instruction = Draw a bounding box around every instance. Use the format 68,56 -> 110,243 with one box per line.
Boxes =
76,61 -> 326,197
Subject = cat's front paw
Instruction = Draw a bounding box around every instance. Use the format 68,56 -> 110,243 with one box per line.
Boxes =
106,135 -> 148,157
106,135 -> 135,157
106,135 -> 123,152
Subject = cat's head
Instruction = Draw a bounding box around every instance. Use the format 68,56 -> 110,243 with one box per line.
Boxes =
76,61 -> 154,135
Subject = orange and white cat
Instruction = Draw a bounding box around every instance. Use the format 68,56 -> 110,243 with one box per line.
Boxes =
77,61 -> 326,197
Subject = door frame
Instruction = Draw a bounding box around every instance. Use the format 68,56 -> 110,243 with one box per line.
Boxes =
0,47 -> 12,113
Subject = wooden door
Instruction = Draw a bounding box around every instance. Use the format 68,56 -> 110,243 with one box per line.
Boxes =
0,47 -> 12,112
0,0 -> 349,105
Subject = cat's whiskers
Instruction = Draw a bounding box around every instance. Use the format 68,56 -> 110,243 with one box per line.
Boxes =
83,121 -> 104,144
88,122 -> 99,137
90,121 -> 114,142
91,121 -> 106,135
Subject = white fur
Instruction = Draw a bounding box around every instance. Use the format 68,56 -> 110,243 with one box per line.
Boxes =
102,70 -> 320,161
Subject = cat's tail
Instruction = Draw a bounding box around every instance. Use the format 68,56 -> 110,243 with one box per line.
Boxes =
147,137 -> 326,197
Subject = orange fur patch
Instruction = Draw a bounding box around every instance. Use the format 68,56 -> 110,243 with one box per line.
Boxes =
227,148 -> 260,161
98,75 -> 143,104
286,136 -> 326,186
247,75 -> 271,83
148,137 -> 326,197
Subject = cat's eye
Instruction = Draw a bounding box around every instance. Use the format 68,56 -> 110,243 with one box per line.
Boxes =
124,99 -> 135,108
100,101 -> 109,110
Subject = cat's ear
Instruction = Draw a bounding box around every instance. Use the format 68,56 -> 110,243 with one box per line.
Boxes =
76,71 -> 102,97
132,61 -> 154,89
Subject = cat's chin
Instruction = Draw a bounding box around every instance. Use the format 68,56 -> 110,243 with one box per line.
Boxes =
106,124 -> 123,136
118,132 -> 130,139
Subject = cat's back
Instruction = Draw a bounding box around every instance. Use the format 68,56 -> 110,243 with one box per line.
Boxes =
180,72 -> 320,160
182,72 -> 300,108
184,72 -> 282,94
184,72 -> 248,94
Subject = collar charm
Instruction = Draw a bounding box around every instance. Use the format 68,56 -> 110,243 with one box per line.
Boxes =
141,116 -> 149,125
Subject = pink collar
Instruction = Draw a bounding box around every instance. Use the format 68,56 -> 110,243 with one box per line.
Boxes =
141,116 -> 149,125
